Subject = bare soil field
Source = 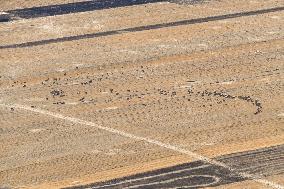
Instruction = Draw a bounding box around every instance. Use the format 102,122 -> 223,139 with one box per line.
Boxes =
0,0 -> 283,188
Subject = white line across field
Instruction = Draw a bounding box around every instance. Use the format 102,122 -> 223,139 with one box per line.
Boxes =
0,103 -> 283,189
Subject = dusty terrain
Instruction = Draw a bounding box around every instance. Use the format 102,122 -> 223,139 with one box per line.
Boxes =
0,0 -> 283,188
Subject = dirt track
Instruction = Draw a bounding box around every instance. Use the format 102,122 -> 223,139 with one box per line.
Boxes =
65,145 -> 284,189
0,0 -> 283,188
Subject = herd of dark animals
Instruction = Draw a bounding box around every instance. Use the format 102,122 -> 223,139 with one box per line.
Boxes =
4,74 -> 263,115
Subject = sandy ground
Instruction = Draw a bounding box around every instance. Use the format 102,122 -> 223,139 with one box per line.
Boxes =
0,0 -> 86,10
0,0 -> 283,188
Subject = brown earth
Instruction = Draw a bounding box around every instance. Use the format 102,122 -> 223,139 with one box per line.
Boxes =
0,0 -> 283,188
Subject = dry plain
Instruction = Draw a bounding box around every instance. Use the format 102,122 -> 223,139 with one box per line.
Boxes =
0,0 -> 284,188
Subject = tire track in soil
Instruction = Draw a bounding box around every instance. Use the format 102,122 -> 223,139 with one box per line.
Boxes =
65,144 -> 284,189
